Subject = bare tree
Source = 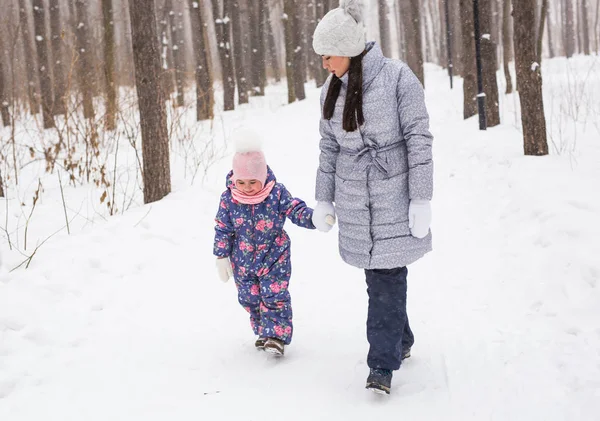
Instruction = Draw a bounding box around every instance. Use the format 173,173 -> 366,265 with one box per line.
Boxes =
231,0 -> 249,104
479,0 -> 500,126
292,0 -> 306,99
502,0 -> 513,93
189,0 -> 214,120
74,0 -> 96,120
547,1 -> 556,57
312,1 -> 329,87
460,0 -> 477,118
400,0 -> 425,86
211,0 -> 236,111
18,0 -> 40,114
594,0 -> 600,55
536,0 -> 548,64
378,0 -> 392,57
129,0 -> 172,203
255,1 -> 267,95
581,0 -> 591,54
0,33 -> 10,126
158,1 -> 176,98
564,0 -> 575,57
32,0 -> 55,128
266,6 -> 281,83
283,0 -> 297,103
49,0 -> 66,116
102,0 -> 117,130
512,0 -> 548,156
165,0 -> 185,107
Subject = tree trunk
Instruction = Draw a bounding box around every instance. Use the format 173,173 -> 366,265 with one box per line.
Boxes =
102,0 -> 117,130
49,0 -> 66,116
159,3 -> 175,98
460,0 -> 477,118
536,0 -> 548,64
297,0 -> 309,83
564,0 -> 576,57
378,0 -> 392,57
256,1 -> 267,95
512,0 -> 548,156
547,1 -> 556,57
581,0 -> 591,54
478,0 -> 500,126
189,0 -> 214,120
283,0 -> 296,103
18,0 -> 40,115
166,0 -> 185,107
502,0 -> 514,93
231,0 -> 249,104
0,46 -> 10,126
595,0 -> 600,54
32,0 -> 55,128
129,0 -> 172,203
211,0 -> 236,111
400,0 -> 425,86
266,7 -> 281,83
75,0 -> 96,120
314,1 -> 329,87
291,0 -> 306,100
451,0 -> 464,76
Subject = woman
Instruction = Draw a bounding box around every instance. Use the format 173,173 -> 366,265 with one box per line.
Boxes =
311,0 -> 434,395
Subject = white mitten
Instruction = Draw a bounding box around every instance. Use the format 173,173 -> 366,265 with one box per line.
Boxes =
312,201 -> 336,232
408,200 -> 432,239
216,257 -> 233,282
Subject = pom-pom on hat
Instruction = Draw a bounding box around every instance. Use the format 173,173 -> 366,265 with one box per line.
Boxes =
231,129 -> 268,186
312,0 -> 366,57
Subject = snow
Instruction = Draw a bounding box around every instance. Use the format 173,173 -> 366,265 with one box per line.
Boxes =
1,57 -> 599,420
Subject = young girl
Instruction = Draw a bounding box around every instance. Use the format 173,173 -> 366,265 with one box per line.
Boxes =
213,129 -> 334,356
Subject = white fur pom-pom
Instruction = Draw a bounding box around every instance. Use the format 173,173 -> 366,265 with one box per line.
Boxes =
231,128 -> 263,153
340,0 -> 362,23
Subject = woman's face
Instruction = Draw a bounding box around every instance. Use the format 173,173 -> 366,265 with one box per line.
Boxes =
322,55 -> 351,78
235,179 -> 262,195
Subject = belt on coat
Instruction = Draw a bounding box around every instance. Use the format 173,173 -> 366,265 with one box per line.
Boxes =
339,141 -> 402,175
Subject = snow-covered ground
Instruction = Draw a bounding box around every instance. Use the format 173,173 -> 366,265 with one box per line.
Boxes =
1,56 -> 599,420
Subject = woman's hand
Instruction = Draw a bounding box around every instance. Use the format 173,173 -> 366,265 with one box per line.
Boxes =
312,201 -> 337,232
408,200 -> 432,239
216,257 -> 233,282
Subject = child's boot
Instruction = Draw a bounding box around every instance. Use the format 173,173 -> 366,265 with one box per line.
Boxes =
255,337 -> 267,349
263,338 -> 285,356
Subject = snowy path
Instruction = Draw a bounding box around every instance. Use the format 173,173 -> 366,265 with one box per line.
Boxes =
1,65 -> 599,420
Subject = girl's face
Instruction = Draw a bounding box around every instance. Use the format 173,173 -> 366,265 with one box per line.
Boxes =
322,55 -> 351,78
235,179 -> 262,196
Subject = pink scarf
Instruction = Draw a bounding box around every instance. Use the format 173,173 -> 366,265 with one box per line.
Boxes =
231,180 -> 276,205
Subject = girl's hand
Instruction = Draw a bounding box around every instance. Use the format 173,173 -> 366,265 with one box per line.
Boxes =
216,257 -> 233,282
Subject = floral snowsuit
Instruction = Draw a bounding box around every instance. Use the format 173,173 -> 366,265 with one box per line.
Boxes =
213,167 -> 315,344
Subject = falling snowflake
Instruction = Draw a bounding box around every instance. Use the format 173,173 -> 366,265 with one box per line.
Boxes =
36,35 -> 44,41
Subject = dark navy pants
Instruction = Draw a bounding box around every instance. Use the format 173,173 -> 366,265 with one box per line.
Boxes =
365,266 -> 414,370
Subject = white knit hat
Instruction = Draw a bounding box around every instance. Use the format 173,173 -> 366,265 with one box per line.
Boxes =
312,0 -> 366,57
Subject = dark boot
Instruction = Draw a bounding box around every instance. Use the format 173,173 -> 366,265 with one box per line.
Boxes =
365,368 -> 393,395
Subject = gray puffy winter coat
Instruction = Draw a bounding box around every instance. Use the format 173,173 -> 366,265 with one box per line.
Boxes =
315,42 -> 433,270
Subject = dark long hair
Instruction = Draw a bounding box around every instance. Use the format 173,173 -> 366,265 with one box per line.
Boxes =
322,51 -> 366,132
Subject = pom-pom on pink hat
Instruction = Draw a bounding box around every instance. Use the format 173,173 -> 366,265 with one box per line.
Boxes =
231,129 -> 268,186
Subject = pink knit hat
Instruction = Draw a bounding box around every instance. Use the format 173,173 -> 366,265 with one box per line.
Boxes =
231,129 -> 268,186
